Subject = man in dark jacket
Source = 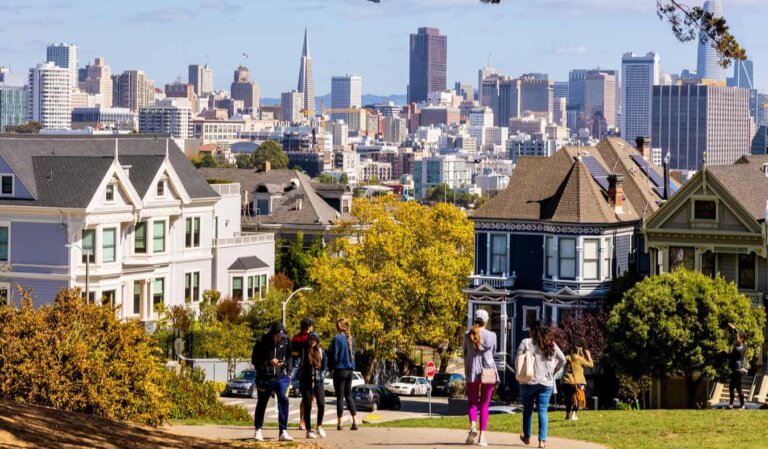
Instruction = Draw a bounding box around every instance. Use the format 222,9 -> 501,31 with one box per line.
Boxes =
252,321 -> 293,441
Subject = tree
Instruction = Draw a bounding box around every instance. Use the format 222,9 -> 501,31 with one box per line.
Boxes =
607,269 -> 765,408
200,321 -> 253,380
550,310 -> 608,363
340,173 -> 350,184
298,197 -> 474,381
235,154 -> 255,169
252,140 -> 288,170
276,232 -> 324,287
190,154 -> 220,168
13,121 -> 43,134
426,183 -> 484,209
316,173 -> 338,184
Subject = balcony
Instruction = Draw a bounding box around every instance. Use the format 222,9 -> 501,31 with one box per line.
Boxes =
741,291 -> 764,307
210,183 -> 240,197
468,271 -> 517,289
213,232 -> 274,248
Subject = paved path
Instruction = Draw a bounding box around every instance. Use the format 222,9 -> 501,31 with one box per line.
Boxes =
168,425 -> 608,449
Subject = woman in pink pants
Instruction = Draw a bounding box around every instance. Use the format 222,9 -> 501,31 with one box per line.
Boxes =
463,309 -> 497,447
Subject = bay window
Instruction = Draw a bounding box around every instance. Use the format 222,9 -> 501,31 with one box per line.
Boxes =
583,239 -> 600,280
545,236 -> 555,278
738,253 -> 756,290
153,278 -> 165,309
232,277 -> 244,301
490,234 -> 507,275
702,251 -> 716,278
185,272 -> 200,302
134,222 -> 147,254
82,230 -> 96,263
601,237 -> 612,280
185,217 -> 201,248
559,238 -> 576,280
153,221 -> 166,253
133,281 -> 141,315
102,228 -> 116,263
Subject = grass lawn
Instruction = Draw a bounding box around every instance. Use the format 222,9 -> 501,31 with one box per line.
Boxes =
379,409 -> 768,449
170,418 -> 252,426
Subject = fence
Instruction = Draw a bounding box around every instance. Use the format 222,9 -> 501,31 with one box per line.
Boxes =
178,355 -> 253,383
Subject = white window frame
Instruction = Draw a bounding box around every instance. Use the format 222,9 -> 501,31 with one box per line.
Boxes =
559,237 -> 577,280
131,280 -> 142,316
0,221 -> 10,263
184,271 -> 201,302
583,238 -> 600,281
490,233 -> 507,275
231,275 -> 245,301
152,220 -> 167,254
0,174 -> 14,196
545,236 -> 556,279
156,178 -> 167,198
101,227 -> 118,264
522,306 -> 540,331
81,229 -> 96,264
133,221 -> 148,255
105,183 -> 116,203
153,277 -> 165,310
602,236 -> 613,281
184,216 -> 201,249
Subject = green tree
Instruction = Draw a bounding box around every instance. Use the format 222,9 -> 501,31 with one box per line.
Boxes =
339,173 -> 349,184
316,173 -> 338,184
607,269 -> 765,408
200,321 -> 253,380
276,232 -> 324,287
426,183 -> 483,209
252,140 -> 288,170
235,154 -> 255,169
190,154 -> 219,168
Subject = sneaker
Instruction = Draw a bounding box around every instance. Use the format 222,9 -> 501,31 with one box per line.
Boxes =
572,412 -> 579,421
279,431 -> 294,441
477,437 -> 488,447
317,428 -> 327,438
465,428 -> 479,445
519,435 -> 531,446
253,429 -> 264,442
306,430 -> 318,439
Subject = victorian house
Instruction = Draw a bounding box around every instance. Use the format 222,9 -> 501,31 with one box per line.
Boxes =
465,138 -> 672,387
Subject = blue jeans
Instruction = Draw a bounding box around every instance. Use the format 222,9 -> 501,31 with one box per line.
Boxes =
254,375 -> 291,431
521,383 -> 553,442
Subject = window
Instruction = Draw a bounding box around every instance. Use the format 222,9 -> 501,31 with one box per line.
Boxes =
248,276 -> 255,299
102,228 -> 116,263
702,251 -> 716,278
134,222 -> 147,254
82,230 -> 96,263
545,236 -> 555,278
0,226 -> 8,262
153,221 -> 166,253
105,183 -> 115,202
601,237 -> 612,280
694,200 -> 717,220
156,180 -> 166,197
490,234 -> 507,275
522,306 -> 540,331
559,238 -> 576,279
0,175 -> 12,195
232,277 -> 243,301
185,272 -> 200,302
583,239 -> 600,280
185,217 -> 201,248
133,281 -> 141,315
101,290 -> 115,307
83,291 -> 96,303
261,274 -> 267,291
153,278 -> 165,309
669,247 -> 694,271
0,283 -> 8,306
543,304 -> 553,326
557,308 -> 576,327
738,253 -> 756,290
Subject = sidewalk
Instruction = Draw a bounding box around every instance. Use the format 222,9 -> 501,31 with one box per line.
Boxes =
167,425 -> 608,449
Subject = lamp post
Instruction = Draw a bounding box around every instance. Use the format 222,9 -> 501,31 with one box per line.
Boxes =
65,243 -> 92,301
282,286 -> 313,327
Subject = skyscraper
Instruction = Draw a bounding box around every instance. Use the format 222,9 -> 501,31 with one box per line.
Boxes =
553,81 -> 569,100
231,66 -> 260,113
478,61 -> 499,104
0,69 -> 27,132
585,72 -> 617,129
621,52 -> 660,144
28,62 -> 71,130
297,29 -> 315,115
331,75 -> 362,122
697,0 -> 727,82
281,90 -> 305,123
408,27 -> 447,103
46,43 -> 78,91
189,64 -> 214,97
113,70 -> 155,112
81,57 -> 113,108
727,59 -> 754,89
519,76 -> 554,122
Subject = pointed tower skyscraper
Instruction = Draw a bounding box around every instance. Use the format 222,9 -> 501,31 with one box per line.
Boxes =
697,0 -> 727,81
297,29 -> 316,116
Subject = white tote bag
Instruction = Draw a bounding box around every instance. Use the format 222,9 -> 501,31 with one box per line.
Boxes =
515,339 -> 535,384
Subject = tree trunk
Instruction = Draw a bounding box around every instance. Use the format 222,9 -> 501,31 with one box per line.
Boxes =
439,350 -> 451,373
684,374 -> 702,409
364,356 -> 378,383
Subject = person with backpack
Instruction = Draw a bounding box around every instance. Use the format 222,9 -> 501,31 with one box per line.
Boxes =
463,309 -> 497,447
251,321 -> 293,442
328,318 -> 358,430
516,321 -> 565,449
727,323 -> 747,409
290,318 -> 316,431
298,332 -> 327,439
562,346 -> 593,421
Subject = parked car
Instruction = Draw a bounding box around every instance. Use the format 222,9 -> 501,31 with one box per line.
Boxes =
323,371 -> 365,395
222,369 -> 258,398
389,376 -> 431,396
352,384 -> 402,411
431,373 -> 465,396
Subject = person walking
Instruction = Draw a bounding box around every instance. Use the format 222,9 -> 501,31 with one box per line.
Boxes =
299,332 -> 327,439
251,321 -> 293,442
562,346 -> 593,421
291,318 -> 316,431
463,309 -> 497,447
727,323 -> 747,409
328,318 -> 358,431
518,321 -> 566,449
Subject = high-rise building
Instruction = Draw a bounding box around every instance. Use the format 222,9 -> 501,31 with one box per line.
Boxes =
113,70 -> 155,112
498,77 -> 521,128
652,83 -> 752,169
189,64 -> 214,98
553,97 -> 567,128
727,59 -> 754,89
585,71 -> 616,129
231,65 -> 260,113
454,81 -> 474,102
408,27 -> 447,103
697,0 -> 727,82
519,76 -> 553,122
553,81 -> 569,100
46,43 -> 78,91
165,80 -> 197,112
138,98 -> 193,139
331,75 -> 362,122
478,62 -> 499,104
470,107 -> 494,128
297,29 -> 315,116
621,52 -> 660,144
28,62 -> 71,129
567,70 -> 588,114
281,90 -> 304,123
0,85 -> 27,132
80,57 -> 113,108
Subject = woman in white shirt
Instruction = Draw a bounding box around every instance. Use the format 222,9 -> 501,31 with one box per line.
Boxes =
517,321 -> 565,449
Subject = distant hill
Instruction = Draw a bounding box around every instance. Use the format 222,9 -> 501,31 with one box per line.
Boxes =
261,93 -> 407,107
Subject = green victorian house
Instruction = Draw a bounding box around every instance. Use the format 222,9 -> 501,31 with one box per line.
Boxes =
644,154 -> 768,408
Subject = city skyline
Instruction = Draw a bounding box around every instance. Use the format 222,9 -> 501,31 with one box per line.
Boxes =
0,0 -> 765,98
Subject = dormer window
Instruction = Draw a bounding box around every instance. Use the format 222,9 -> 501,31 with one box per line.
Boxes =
1,175 -> 13,196
693,200 -> 717,220
157,179 -> 166,197
105,183 -> 115,202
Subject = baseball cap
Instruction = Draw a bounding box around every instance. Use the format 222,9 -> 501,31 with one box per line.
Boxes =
308,331 -> 320,341
270,321 -> 287,336
300,317 -> 316,330
474,309 -> 489,325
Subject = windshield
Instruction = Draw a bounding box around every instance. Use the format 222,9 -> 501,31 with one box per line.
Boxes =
398,377 -> 417,384
433,374 -> 451,383
236,371 -> 256,380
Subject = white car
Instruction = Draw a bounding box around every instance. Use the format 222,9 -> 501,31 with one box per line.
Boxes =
389,376 -> 431,396
324,371 -> 365,395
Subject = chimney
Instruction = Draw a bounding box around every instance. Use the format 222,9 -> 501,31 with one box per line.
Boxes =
663,152 -> 671,200
638,136 -> 651,161
608,174 -> 624,214
296,199 -> 303,210
263,161 -> 271,172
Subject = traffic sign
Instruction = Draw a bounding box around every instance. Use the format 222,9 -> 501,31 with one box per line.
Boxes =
425,361 -> 437,380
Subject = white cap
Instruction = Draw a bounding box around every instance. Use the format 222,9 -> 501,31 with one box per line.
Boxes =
474,309 -> 489,324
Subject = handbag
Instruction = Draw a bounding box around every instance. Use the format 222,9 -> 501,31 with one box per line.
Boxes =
481,367 -> 497,385
572,387 -> 587,409
515,339 -> 535,384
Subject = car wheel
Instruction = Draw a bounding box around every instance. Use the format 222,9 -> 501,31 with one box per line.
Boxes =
410,389 -> 415,397
371,401 -> 378,412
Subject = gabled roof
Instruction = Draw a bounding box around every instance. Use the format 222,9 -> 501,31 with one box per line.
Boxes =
546,160 -> 620,223
31,156 -> 114,208
229,256 -> 269,271
707,155 -> 768,221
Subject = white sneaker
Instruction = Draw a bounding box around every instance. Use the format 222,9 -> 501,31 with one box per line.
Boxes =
466,428 -> 478,445
253,429 -> 264,442
572,413 -> 579,421
279,431 -> 294,441
306,430 -> 318,439
477,437 -> 488,446
317,428 -> 327,438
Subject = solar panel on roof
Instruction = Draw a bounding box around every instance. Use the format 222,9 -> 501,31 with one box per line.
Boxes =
580,155 -> 610,191
630,154 -> 679,195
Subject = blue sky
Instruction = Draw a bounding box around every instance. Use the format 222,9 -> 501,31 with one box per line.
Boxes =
1,0 -> 765,97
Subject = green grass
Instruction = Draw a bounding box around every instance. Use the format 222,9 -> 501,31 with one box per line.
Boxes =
170,418 -> 252,426
378,410 -> 768,449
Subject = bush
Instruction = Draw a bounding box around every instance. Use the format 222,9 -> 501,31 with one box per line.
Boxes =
449,380 -> 466,398
164,366 -> 250,421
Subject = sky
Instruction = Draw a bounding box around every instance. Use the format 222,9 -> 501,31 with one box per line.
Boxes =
1,0 -> 766,98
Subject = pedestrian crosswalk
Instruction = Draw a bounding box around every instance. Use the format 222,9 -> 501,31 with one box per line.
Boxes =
221,397 -> 350,424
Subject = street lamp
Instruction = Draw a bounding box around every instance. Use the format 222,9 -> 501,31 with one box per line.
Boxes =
282,286 -> 313,327
65,243 -> 92,301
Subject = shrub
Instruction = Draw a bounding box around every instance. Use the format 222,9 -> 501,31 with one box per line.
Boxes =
216,298 -> 241,323
449,380 -> 466,398
164,366 -> 250,421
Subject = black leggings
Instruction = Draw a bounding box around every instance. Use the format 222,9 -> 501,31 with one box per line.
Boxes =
729,371 -> 745,406
301,382 -> 325,428
562,383 -> 582,415
333,369 -> 357,418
